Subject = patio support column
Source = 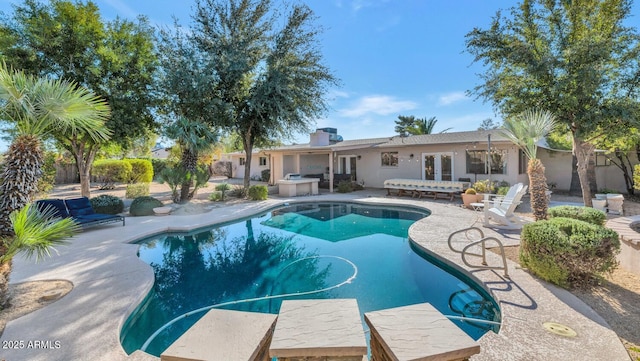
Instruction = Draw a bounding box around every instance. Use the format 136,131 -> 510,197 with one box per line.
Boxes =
329,151 -> 334,193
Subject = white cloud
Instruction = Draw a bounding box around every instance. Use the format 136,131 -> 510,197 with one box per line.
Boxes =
437,91 -> 469,106
339,95 -> 417,117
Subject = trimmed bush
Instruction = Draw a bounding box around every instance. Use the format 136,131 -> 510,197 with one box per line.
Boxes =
497,186 -> 510,196
548,205 -> 606,226
124,159 -> 153,183
126,183 -> 150,199
248,185 -> 268,200
261,169 -> 270,182
93,159 -> 132,186
464,188 -> 477,195
520,217 -> 620,288
336,181 -> 353,193
129,196 -> 164,216
90,195 -> 124,215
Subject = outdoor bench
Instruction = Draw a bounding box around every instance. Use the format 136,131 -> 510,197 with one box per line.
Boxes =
35,197 -> 125,229
383,179 -> 469,201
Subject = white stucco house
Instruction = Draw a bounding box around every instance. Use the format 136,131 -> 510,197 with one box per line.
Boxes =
222,128 -> 631,194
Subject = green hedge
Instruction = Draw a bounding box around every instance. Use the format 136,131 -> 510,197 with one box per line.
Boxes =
520,217 -> 620,288
93,159 -> 132,184
548,205 -> 606,226
126,183 -> 150,199
124,159 -> 153,183
129,196 -> 164,216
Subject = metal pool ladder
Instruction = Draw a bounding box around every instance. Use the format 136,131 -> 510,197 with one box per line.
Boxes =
447,227 -> 509,278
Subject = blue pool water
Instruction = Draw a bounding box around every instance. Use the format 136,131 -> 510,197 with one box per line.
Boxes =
120,202 -> 500,356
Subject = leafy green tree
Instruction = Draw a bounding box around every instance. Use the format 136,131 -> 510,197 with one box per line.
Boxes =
466,0 -> 640,205
0,63 -> 110,236
594,127 -> 640,194
501,109 -> 557,220
477,118 -> 500,130
0,0 -> 158,196
191,0 -> 338,190
0,203 -> 80,308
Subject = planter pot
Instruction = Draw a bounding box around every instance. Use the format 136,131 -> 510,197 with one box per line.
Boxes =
461,193 -> 477,209
595,194 -> 607,200
606,194 -> 624,215
592,199 -> 607,213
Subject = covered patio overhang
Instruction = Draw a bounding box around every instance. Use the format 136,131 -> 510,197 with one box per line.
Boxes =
268,143 -> 382,193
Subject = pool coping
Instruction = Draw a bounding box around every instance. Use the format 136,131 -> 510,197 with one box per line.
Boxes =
1,190 -> 630,361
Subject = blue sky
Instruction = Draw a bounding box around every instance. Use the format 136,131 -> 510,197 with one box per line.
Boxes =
0,0 -> 638,145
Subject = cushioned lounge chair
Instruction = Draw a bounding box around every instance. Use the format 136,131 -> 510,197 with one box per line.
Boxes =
36,197 -> 125,229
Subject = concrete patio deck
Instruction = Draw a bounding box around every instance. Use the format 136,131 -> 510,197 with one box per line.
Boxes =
0,189 -> 631,361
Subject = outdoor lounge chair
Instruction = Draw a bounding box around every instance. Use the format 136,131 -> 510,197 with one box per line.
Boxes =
35,197 -> 125,229
482,183 -> 528,229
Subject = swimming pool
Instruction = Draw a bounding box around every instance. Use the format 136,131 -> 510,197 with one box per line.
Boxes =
120,202 -> 500,356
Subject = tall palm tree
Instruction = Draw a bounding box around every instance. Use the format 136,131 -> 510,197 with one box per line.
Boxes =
0,204 -> 81,308
164,117 -> 219,203
500,109 -> 557,221
0,63 -> 111,237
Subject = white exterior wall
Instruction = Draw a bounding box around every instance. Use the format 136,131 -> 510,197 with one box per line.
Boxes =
339,144 -> 525,188
229,153 -> 270,180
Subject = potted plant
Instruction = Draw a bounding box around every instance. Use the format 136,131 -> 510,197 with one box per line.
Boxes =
461,188 -> 478,209
472,179 -> 494,202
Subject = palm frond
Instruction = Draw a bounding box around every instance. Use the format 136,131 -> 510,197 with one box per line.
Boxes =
500,109 -> 557,159
2,204 -> 80,263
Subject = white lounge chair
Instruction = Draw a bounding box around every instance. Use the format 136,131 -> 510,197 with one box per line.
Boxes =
482,183 -> 528,229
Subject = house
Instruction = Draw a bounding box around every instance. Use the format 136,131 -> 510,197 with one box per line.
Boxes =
224,128 -> 631,193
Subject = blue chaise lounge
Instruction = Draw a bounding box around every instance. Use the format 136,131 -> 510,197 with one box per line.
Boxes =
35,197 -> 125,229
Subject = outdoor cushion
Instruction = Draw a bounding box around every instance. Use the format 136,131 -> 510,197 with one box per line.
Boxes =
35,199 -> 70,218
73,213 -> 123,226
65,197 -> 95,217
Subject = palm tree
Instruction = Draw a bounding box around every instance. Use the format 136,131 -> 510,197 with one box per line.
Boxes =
0,63 -> 111,237
164,117 -> 219,203
0,204 -> 81,308
409,116 -> 453,135
500,109 -> 557,221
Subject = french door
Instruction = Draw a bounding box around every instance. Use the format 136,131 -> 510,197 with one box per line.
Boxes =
423,152 -> 453,181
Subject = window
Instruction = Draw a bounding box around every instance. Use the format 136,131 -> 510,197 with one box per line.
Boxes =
381,152 -> 398,167
596,153 -> 611,166
259,156 -> 267,166
239,157 -> 246,166
465,150 -> 507,175
518,149 -> 528,174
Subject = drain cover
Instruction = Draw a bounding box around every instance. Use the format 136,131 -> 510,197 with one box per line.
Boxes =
543,322 -> 577,337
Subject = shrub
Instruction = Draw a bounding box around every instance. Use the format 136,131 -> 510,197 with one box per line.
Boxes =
520,217 -> 620,288
248,185 -> 268,200
90,195 -> 124,214
548,205 -> 606,226
497,186 -> 510,196
37,151 -> 57,196
93,160 -> 132,188
229,186 -> 247,198
598,188 -> 619,194
336,181 -> 353,193
129,196 -> 164,216
124,159 -> 153,183
261,169 -> 270,182
209,191 -> 223,201
472,179 -> 494,193
464,188 -> 477,195
215,183 -> 232,201
126,183 -> 150,199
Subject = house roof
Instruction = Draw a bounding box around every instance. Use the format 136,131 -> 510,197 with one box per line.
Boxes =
265,129 -> 510,153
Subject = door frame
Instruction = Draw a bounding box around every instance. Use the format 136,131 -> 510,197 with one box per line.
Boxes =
422,152 -> 454,181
